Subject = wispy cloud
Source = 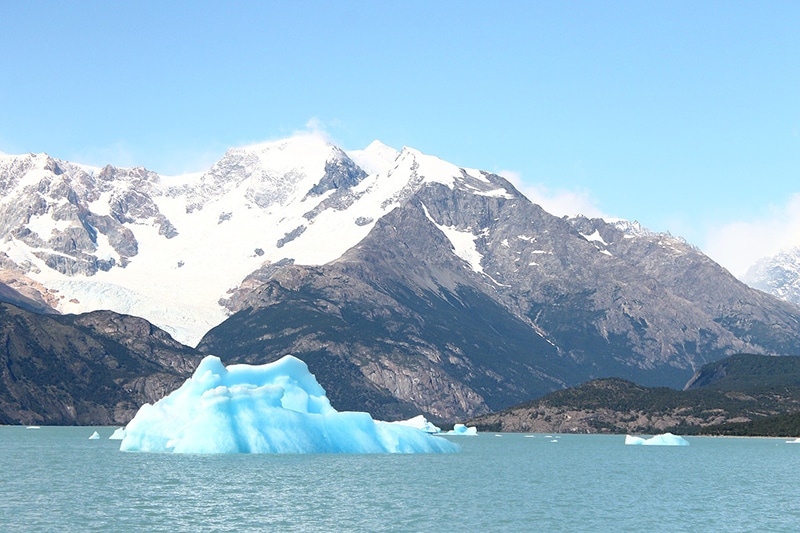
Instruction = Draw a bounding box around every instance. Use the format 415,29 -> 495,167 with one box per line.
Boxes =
499,170 -> 607,219
703,193 -> 800,278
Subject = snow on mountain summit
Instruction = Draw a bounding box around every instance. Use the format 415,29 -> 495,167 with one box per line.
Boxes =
0,135 -> 522,346
743,246 -> 800,306
347,140 -> 400,176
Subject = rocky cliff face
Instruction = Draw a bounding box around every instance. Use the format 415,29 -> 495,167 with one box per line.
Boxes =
0,302 -> 201,425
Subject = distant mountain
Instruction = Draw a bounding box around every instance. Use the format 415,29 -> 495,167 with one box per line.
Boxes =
743,246 -> 800,307
3,136 -> 800,422
467,354 -> 800,434
0,302 -> 201,425
683,351 -> 800,391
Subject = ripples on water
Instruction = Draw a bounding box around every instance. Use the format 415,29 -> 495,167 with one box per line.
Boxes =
2,427 -> 799,532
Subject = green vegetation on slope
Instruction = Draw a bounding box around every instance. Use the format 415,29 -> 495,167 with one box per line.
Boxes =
468,354 -> 800,436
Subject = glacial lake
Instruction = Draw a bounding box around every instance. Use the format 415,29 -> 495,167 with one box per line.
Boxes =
2,426 -> 798,532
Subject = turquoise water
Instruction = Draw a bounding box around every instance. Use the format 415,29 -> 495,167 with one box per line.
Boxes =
1,427 -> 798,532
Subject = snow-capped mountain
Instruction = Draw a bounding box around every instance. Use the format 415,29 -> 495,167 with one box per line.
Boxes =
3,135 -> 800,422
0,135 -> 502,345
743,246 -> 800,307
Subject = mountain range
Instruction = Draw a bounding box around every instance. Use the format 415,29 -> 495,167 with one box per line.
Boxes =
2,135 -> 800,424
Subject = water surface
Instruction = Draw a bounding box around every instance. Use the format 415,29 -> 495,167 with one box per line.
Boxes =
2,427 -> 798,531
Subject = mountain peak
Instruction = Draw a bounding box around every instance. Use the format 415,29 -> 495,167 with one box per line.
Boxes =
743,245 -> 800,306
347,140 -> 399,176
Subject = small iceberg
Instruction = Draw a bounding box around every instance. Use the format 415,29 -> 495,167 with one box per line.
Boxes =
120,354 -> 460,454
109,427 -> 126,440
625,432 -> 689,446
391,415 -> 441,434
785,437 -> 800,444
445,423 -> 478,436
88,431 -> 100,440
26,426 -> 40,430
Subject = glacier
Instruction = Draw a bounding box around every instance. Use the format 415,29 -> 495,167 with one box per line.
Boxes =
120,354 -> 460,454
624,433 -> 689,446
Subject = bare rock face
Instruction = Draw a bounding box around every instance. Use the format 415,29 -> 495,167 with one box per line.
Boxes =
0,302 -> 201,425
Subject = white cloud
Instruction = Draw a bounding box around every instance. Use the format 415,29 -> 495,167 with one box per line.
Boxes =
301,117 -> 332,140
498,170 -> 607,219
702,193 -> 800,278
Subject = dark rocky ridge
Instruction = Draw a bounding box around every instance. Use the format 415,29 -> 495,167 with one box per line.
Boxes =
0,302 -> 201,425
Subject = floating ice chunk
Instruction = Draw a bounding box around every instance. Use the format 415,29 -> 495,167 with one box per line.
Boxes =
26,426 -> 40,430
786,438 -> 800,444
89,431 -> 100,440
625,433 -> 689,446
391,415 -> 442,434
120,355 -> 460,454
109,427 -> 126,440
445,423 -> 478,436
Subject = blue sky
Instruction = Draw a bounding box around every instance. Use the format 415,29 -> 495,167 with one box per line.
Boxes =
1,1 -> 798,276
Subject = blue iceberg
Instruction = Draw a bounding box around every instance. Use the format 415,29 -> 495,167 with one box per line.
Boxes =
625,433 -> 689,446
120,355 -> 460,454
445,423 -> 478,436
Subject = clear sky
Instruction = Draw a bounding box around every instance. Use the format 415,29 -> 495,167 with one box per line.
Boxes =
1,1 -> 798,277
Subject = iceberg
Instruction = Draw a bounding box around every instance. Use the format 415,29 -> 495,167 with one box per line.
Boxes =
88,431 -> 100,440
120,355 -> 460,454
625,433 -> 689,446
109,427 -> 126,440
785,438 -> 800,444
391,415 -> 442,434
445,423 -> 478,436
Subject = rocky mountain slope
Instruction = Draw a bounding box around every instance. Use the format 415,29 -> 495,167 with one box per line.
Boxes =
467,354 -> 800,434
0,301 -> 201,425
199,161 -> 800,420
3,136 -> 800,423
